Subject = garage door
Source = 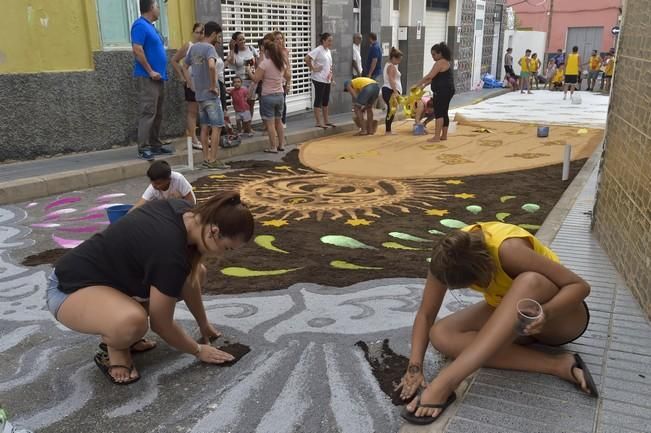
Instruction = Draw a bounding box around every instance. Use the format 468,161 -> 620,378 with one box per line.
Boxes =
423,9 -> 448,76
566,26 -> 604,65
220,0 -> 314,115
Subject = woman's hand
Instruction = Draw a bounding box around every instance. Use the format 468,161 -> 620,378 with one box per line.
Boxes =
522,309 -> 546,336
396,363 -> 426,400
196,344 -> 235,364
199,323 -> 223,343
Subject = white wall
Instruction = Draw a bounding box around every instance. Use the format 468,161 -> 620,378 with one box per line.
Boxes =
504,30 -> 547,74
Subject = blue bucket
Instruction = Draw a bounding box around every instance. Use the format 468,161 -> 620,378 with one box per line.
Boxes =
106,204 -> 133,224
537,126 -> 550,137
413,123 -> 426,136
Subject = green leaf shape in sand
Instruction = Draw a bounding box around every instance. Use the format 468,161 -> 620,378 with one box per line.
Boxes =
496,212 -> 511,222
466,205 -> 482,215
382,242 -> 424,251
389,232 -> 431,243
440,219 -> 468,229
428,229 -> 445,235
255,235 -> 288,254
320,235 -> 375,249
221,267 -> 301,277
519,224 -> 541,231
521,203 -> 541,213
500,195 -> 516,203
330,260 -> 383,270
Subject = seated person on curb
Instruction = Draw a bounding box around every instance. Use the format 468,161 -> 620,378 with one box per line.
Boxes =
47,191 -> 254,385
132,160 -> 196,210
344,77 -> 380,136
399,221 -> 598,425
413,95 -> 435,129
551,64 -> 565,91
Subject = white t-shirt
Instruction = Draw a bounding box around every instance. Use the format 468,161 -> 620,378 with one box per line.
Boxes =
307,45 -> 332,83
229,46 -> 257,81
382,62 -> 402,94
215,57 -> 225,83
352,43 -> 362,75
142,171 -> 195,202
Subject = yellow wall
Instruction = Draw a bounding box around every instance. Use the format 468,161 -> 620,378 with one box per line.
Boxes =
0,0 -> 194,74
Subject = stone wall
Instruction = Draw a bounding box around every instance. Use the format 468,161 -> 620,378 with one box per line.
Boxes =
0,51 -> 185,162
449,0 -> 475,92
593,0 -> 651,315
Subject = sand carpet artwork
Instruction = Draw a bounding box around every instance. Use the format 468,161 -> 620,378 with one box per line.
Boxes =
190,151 -> 586,294
299,116 -> 602,179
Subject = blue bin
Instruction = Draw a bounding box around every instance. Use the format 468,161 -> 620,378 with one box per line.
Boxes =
106,204 -> 133,224
537,126 -> 550,137
413,123 -> 426,136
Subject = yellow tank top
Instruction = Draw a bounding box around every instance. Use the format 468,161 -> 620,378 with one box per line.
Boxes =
530,59 -> 539,73
519,56 -> 530,73
605,58 -> 615,75
565,53 -> 580,75
461,222 -> 559,307
589,55 -> 601,71
350,77 -> 377,91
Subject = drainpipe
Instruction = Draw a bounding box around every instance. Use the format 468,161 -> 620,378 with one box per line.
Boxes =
545,0 -> 554,54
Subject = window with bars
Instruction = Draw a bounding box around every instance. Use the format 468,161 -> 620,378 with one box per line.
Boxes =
96,0 -> 169,49
221,0 -> 314,112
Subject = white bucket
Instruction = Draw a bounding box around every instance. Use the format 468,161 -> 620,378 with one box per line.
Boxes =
447,121 -> 458,134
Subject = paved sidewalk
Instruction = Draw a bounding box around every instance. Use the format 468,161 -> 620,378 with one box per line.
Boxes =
441,166 -> 651,433
0,88 -> 507,205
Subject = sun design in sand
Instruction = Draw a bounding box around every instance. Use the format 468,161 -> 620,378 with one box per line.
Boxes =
193,166 -> 450,222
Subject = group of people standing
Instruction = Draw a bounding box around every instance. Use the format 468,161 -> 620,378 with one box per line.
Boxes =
504,46 -> 616,98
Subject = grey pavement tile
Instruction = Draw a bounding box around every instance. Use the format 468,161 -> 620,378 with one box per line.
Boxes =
606,358 -> 651,377
603,376 -> 651,397
589,310 -> 613,319
445,417 -> 523,433
563,343 -> 606,357
604,368 -> 651,387
588,315 -> 614,325
611,313 -> 651,325
454,403 -> 585,433
599,412 -> 651,433
598,423 -> 647,433
478,368 -> 601,392
571,336 -> 608,349
610,326 -> 651,341
606,351 -> 651,366
601,388 -> 651,409
472,373 -> 597,408
558,258 -> 618,270
587,323 -> 611,334
610,332 -> 651,347
601,399 -> 651,421
611,320 -> 651,333
608,342 -> 651,357
460,394 -> 594,432
613,306 -> 648,318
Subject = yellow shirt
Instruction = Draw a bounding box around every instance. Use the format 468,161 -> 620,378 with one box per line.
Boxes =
350,77 -> 377,91
530,58 -> 540,73
519,56 -> 530,72
461,222 -> 559,307
565,53 -> 580,75
589,55 -> 601,71
552,68 -> 564,83
605,58 -> 615,75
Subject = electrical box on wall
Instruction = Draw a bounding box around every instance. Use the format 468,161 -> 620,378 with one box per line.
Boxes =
399,27 -> 408,40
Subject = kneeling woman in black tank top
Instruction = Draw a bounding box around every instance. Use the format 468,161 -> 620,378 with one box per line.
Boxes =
412,42 -> 455,142
48,191 -> 254,384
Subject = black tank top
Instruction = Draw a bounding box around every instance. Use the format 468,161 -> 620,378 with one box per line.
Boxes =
431,67 -> 454,93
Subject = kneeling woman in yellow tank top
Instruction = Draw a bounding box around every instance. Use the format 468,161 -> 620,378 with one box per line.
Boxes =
399,222 -> 597,425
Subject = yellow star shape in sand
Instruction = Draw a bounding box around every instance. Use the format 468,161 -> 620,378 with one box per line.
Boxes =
345,218 -> 373,227
209,174 -> 227,179
444,179 -> 464,185
261,219 -> 289,228
454,193 -> 476,200
425,209 -> 449,217
274,165 -> 292,170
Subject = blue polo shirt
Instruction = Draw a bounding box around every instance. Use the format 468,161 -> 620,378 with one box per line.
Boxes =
131,16 -> 168,80
366,41 -> 383,78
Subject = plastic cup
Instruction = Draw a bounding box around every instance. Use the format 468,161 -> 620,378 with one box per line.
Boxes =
515,298 -> 542,335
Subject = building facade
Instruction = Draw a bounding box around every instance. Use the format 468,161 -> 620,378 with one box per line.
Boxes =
506,0 -> 622,54
593,0 -> 651,315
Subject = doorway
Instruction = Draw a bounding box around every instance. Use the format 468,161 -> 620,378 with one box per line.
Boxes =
471,0 -> 486,88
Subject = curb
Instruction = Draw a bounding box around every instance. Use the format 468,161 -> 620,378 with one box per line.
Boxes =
535,143 -> 603,245
0,89 -> 506,205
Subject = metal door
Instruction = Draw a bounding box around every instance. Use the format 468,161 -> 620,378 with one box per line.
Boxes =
566,27 -> 604,65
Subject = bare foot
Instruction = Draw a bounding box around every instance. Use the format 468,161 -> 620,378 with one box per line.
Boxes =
106,347 -> 139,383
427,136 -> 441,143
354,130 -> 368,136
405,382 -> 454,419
558,353 -> 590,394
131,338 -> 157,352
440,136 -> 448,141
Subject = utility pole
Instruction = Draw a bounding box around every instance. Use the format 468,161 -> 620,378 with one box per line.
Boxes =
545,0 -> 554,56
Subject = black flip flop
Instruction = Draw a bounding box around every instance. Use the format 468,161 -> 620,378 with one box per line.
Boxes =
93,353 -> 140,385
400,391 -> 457,425
571,353 -> 599,398
98,338 -> 156,354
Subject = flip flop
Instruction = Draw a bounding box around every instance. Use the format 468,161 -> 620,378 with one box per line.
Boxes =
571,353 -> 599,398
263,148 -> 278,154
277,147 -> 285,152
325,123 -> 337,128
93,352 -> 140,385
98,338 -> 156,354
315,125 -> 328,129
400,391 -> 457,425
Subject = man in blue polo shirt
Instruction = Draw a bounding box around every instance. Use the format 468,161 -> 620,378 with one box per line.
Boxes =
365,32 -> 383,80
131,0 -> 173,160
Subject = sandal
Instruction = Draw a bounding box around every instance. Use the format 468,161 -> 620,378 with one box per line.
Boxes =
315,124 -> 328,129
325,123 -> 337,128
400,391 -> 456,425
277,146 -> 286,152
571,353 -> 599,397
93,352 -> 140,385
99,338 -> 156,354
263,148 -> 278,154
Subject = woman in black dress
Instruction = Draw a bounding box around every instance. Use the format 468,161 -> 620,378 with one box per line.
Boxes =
412,42 -> 455,142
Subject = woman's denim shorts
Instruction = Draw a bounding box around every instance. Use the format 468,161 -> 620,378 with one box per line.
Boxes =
260,93 -> 285,120
46,269 -> 69,320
